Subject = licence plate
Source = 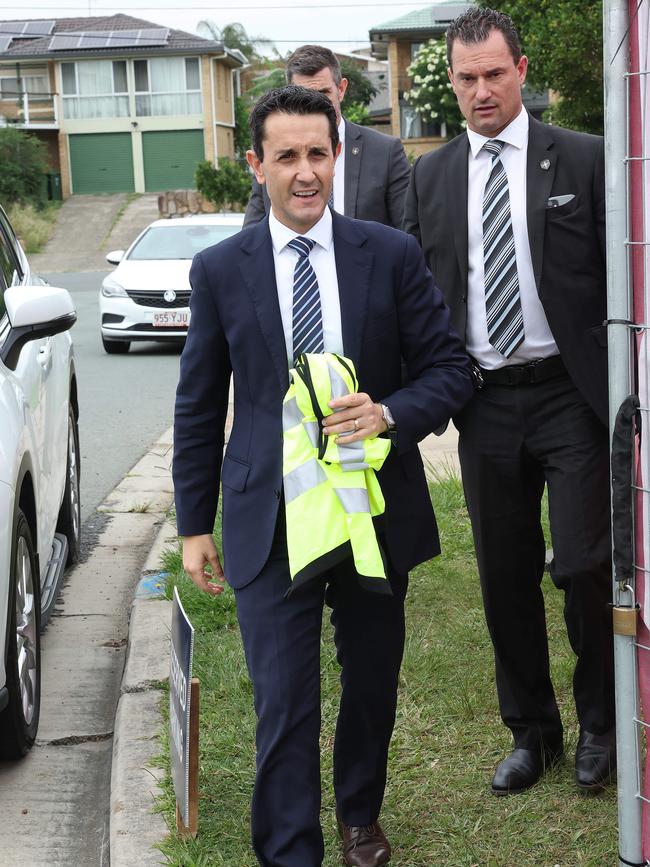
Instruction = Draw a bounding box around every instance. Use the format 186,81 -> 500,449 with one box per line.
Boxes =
153,310 -> 190,328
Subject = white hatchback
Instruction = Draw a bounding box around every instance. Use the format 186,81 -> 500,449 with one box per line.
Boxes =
100,214 -> 245,354
0,204 -> 79,758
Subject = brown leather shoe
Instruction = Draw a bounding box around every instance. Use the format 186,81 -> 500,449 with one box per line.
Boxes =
337,815 -> 391,866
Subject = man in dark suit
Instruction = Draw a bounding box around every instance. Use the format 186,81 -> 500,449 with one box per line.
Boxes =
243,44 -> 410,229
404,7 -> 615,796
174,86 -> 473,866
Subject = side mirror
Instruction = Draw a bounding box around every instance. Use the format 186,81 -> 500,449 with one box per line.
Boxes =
106,249 -> 125,265
1,285 -> 77,370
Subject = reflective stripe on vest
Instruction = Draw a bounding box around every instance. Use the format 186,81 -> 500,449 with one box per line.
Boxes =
282,352 -> 391,592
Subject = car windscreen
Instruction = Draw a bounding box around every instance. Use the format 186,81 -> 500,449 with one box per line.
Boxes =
127,224 -> 242,260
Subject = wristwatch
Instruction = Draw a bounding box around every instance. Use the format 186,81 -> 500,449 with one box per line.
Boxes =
380,403 -> 396,430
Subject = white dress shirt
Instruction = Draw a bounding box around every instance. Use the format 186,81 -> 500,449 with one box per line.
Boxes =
269,207 -> 343,366
466,107 -> 558,369
332,117 -> 346,213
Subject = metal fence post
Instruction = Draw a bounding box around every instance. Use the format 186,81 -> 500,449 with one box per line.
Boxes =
603,0 -> 644,864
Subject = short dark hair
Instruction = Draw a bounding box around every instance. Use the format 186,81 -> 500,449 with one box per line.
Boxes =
285,44 -> 342,86
249,85 -> 339,161
446,7 -> 522,68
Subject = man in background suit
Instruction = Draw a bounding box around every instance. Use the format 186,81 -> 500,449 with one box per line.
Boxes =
243,44 -> 410,229
174,85 -> 473,866
404,7 -> 615,796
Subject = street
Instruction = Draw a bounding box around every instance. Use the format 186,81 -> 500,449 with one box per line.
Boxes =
40,270 -> 182,526
0,269 -> 181,866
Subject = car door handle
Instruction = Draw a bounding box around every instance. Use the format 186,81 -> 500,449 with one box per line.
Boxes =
37,343 -> 52,370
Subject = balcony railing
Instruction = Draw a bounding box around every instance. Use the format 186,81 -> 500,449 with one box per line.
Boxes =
0,91 -> 58,128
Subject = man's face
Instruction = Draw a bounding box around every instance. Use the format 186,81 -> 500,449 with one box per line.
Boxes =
448,29 -> 527,137
246,111 -> 340,234
290,66 -> 348,125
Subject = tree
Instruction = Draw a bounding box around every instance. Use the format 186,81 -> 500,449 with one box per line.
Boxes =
487,0 -> 603,133
0,128 -> 47,205
196,20 -> 277,63
244,66 -> 286,104
404,39 -> 465,137
340,60 -> 378,107
195,158 -> 252,211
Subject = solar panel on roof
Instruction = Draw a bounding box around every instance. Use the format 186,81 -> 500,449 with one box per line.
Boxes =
0,19 -> 54,38
24,20 -> 55,36
50,27 -> 170,51
0,35 -> 13,52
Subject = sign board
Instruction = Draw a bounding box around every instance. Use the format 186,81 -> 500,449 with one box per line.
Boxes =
169,586 -> 195,828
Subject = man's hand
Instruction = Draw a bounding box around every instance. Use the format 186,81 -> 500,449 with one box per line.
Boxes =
322,392 -> 388,443
182,534 -> 226,595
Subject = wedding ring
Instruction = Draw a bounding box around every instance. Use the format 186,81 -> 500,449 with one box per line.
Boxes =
353,418 -> 359,431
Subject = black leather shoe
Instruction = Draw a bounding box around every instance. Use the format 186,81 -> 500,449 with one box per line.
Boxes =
337,814 -> 391,867
491,744 -> 563,796
575,729 -> 616,792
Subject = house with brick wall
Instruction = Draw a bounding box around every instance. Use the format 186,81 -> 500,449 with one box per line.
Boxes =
0,14 -> 245,197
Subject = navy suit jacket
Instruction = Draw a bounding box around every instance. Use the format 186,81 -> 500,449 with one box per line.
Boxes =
173,212 -> 474,589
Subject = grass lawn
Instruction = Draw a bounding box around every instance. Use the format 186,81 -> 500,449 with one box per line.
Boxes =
156,472 -> 617,866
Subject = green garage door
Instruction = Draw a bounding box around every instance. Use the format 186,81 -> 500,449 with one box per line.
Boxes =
69,133 -> 134,194
142,130 -> 205,192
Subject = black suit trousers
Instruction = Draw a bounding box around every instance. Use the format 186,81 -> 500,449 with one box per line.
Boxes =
233,514 -> 408,867
455,371 -> 615,749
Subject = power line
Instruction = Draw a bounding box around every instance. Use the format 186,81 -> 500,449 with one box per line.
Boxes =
0,1 -> 430,9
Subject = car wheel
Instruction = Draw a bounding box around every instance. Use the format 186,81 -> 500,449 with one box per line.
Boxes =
102,336 -> 129,354
0,509 -> 41,759
56,406 -> 81,565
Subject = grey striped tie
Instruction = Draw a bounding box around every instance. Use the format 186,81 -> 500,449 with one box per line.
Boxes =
483,139 -> 524,358
288,236 -> 324,362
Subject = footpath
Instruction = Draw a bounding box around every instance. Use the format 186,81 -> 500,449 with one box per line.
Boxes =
109,423 -> 460,866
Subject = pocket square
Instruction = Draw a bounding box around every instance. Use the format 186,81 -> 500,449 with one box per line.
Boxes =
546,194 -> 575,209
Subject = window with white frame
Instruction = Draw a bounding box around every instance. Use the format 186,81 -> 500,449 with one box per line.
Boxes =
0,73 -> 50,101
61,60 -> 128,119
133,57 -> 201,117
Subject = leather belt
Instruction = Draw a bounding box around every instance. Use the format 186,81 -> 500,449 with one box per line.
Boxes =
477,355 -> 566,386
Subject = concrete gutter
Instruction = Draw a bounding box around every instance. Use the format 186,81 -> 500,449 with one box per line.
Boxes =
109,431 -> 177,867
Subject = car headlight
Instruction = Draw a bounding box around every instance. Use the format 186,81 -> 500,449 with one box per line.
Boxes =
101,276 -> 128,297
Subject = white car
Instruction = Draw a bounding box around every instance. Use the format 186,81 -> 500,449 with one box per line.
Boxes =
0,204 -> 79,758
100,214 -> 245,354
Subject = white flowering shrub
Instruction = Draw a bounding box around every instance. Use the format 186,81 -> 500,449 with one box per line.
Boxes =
404,39 -> 465,137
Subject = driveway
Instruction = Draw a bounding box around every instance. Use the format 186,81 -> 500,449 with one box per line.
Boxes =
29,193 -> 161,273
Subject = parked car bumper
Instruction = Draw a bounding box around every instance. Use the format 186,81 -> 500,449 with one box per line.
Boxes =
100,296 -> 190,341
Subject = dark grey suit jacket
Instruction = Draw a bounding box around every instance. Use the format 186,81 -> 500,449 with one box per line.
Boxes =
243,119 -> 411,230
404,114 -> 608,425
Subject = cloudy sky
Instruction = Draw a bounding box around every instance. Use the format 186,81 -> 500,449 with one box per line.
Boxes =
1,0 -> 432,55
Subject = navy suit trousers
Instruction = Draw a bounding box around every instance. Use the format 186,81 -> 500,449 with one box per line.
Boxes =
233,514 -> 408,867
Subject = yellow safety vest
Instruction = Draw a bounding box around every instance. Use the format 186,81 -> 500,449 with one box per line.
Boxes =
282,352 -> 392,594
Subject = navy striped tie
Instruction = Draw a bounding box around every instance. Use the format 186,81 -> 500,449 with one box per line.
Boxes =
483,139 -> 524,358
288,236 -> 324,362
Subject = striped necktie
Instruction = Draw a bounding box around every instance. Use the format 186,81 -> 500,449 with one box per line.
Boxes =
288,236 -> 324,362
482,139 -> 524,358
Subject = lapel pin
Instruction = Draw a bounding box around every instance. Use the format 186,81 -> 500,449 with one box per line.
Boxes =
540,158 -> 551,170
352,146 -> 360,155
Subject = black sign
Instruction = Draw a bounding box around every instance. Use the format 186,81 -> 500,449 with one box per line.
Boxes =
170,586 -> 195,826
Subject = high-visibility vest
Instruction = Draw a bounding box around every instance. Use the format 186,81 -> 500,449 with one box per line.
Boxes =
282,352 -> 392,594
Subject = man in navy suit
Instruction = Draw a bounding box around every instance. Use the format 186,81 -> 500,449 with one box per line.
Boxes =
173,85 -> 473,867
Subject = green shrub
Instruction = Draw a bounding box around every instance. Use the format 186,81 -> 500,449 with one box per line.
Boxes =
0,128 -> 48,206
195,158 -> 252,212
6,202 -> 60,253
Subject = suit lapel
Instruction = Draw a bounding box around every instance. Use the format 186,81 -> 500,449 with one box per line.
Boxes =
238,220 -> 289,393
447,134 -> 470,291
332,213 -> 373,372
343,120 -> 362,218
526,117 -> 556,290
